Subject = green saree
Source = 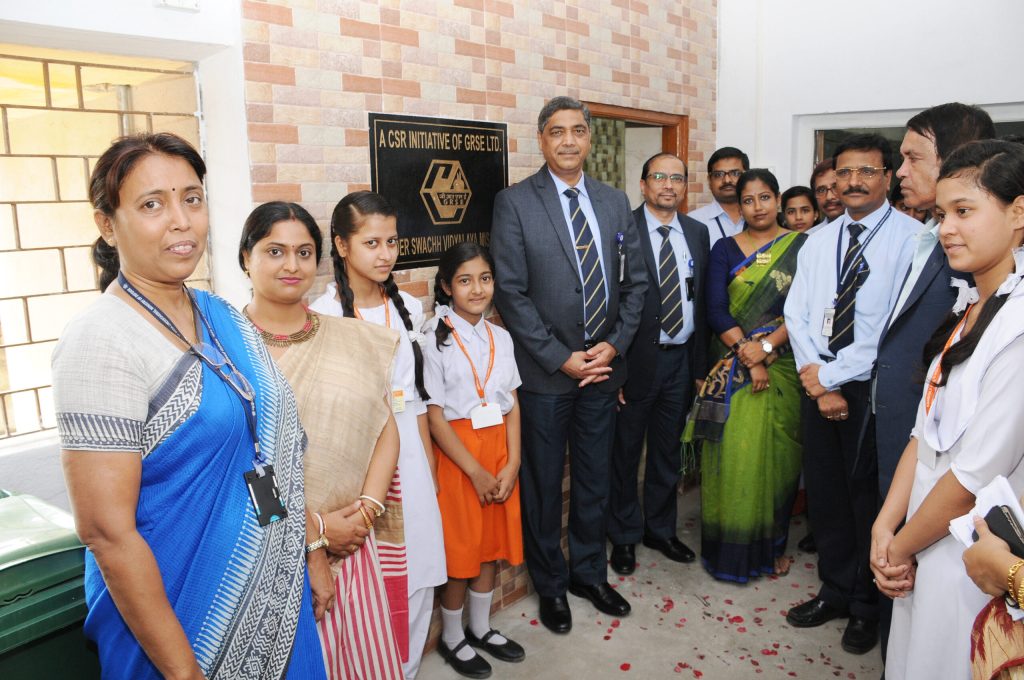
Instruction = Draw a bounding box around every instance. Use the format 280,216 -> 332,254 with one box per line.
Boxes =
695,231 -> 805,583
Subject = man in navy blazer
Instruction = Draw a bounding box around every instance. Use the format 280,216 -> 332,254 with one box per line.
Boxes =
491,97 -> 647,634
608,152 -> 709,575
868,102 -> 994,662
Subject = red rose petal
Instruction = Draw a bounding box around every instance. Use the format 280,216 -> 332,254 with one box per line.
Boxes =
620,663 -> 631,671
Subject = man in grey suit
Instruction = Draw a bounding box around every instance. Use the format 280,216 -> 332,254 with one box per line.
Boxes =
609,152 -> 708,575
491,96 -> 647,634
869,102 -> 994,662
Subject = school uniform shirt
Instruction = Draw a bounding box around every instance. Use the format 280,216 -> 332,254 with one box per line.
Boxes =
423,308 -> 521,421
783,201 -> 919,390
309,282 -> 447,595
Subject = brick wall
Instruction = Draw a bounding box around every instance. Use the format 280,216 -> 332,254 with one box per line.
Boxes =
240,0 -> 717,648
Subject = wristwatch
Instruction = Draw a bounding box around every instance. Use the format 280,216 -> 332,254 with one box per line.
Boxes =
761,339 -> 774,354
305,534 -> 329,554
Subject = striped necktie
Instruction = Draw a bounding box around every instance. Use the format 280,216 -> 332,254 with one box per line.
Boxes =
657,225 -> 684,338
828,222 -> 868,354
564,187 -> 608,338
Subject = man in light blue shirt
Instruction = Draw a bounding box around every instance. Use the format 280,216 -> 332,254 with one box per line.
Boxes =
687,146 -> 748,248
783,134 -> 919,656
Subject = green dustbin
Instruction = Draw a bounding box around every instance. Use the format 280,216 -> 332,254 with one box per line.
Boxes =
0,489 -> 101,679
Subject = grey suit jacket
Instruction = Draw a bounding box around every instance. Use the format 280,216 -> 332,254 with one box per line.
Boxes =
492,166 -> 648,394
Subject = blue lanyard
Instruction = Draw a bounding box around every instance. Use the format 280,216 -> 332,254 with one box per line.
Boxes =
117,272 -> 266,468
833,206 -> 892,297
713,216 -> 727,240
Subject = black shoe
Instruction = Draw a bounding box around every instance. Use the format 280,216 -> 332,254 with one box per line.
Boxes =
841,616 -> 878,655
785,597 -> 848,628
610,543 -> 636,575
465,627 -> 525,663
798,532 -> 817,553
437,638 -> 493,679
642,534 -> 696,563
568,581 -> 631,616
538,595 -> 572,634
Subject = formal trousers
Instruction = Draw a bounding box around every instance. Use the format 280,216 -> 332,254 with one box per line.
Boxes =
518,385 -> 618,596
609,341 -> 692,544
801,378 -> 879,620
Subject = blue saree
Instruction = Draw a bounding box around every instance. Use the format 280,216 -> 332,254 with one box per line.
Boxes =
59,291 -> 324,680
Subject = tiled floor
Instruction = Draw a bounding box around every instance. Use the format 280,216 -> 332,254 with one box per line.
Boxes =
419,490 -> 883,680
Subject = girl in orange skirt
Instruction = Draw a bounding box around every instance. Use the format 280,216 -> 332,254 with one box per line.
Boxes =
424,242 -> 525,678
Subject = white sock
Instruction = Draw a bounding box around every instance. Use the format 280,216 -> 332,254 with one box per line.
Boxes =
440,606 -> 475,661
468,589 -> 507,644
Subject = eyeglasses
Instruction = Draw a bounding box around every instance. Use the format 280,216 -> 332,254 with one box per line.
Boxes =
191,341 -> 254,401
835,166 -> 888,181
710,169 -> 743,180
814,183 -> 838,196
646,172 -> 687,183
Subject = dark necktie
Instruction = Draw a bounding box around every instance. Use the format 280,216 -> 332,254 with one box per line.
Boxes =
564,187 -> 608,338
828,222 -> 869,354
656,225 -> 684,338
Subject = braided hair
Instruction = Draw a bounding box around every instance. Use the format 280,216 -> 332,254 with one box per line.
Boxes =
922,140 -> 1024,387
329,191 -> 429,400
433,241 -> 495,350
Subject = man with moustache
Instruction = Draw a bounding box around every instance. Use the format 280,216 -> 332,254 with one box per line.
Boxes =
807,159 -> 845,234
491,96 -> 647,635
608,153 -> 709,575
783,134 -> 919,655
688,147 -> 749,248
869,103 -> 994,662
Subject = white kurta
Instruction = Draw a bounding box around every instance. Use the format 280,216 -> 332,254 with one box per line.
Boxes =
886,335 -> 1024,680
310,284 -> 447,593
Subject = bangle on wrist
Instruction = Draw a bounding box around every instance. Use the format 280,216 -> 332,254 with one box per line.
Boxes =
305,511 -> 329,555
358,494 -> 386,517
1007,559 -> 1024,606
357,504 -> 374,530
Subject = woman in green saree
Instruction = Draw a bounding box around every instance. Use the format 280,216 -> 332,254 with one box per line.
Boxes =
693,168 -> 806,582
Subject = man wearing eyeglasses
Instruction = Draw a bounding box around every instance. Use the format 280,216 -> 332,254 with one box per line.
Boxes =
806,160 -> 846,235
608,152 -> 709,576
868,103 -> 994,665
687,146 -> 749,248
783,133 -> 920,655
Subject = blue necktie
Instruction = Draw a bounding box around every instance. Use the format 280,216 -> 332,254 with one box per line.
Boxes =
657,225 -> 684,338
829,222 -> 868,354
564,187 -> 608,338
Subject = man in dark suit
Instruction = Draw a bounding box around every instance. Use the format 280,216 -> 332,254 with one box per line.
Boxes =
608,152 -> 709,575
491,96 -> 647,634
869,102 -> 994,663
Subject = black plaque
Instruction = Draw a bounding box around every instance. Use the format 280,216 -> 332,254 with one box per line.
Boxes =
369,113 -> 509,270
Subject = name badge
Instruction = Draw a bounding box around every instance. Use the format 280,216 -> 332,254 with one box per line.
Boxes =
619,252 -> 626,283
821,307 -> 836,337
392,389 -> 405,413
243,465 -> 288,527
470,402 -> 503,430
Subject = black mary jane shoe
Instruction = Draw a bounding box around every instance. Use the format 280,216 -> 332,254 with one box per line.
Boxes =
437,638 -> 493,679
465,627 -> 526,663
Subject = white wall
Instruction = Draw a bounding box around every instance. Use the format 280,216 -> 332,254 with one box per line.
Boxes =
717,0 -> 1024,192
0,1 -> 253,306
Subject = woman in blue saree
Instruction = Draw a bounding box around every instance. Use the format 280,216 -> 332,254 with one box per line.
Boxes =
53,133 -> 326,680
691,169 -> 806,583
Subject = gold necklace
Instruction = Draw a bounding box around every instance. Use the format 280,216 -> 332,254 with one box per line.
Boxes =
244,306 -> 320,347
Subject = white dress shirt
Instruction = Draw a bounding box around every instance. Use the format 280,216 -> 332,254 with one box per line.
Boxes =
643,205 -> 695,344
423,309 -> 522,421
890,218 -> 941,320
548,169 -> 610,318
688,199 -> 744,249
784,201 -> 920,390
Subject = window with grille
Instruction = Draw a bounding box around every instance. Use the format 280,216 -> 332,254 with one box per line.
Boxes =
0,45 -> 204,439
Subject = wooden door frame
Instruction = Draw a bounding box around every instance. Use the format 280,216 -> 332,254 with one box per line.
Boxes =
582,101 -> 690,208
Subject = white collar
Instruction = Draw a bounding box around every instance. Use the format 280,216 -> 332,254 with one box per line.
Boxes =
435,304 -> 488,341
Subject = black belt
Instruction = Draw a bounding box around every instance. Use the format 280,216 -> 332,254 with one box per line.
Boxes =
658,342 -> 687,351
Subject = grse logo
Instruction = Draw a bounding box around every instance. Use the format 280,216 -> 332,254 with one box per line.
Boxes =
420,160 -> 472,225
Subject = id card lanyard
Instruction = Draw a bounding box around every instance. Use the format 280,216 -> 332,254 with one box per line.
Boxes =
354,287 -> 406,412
924,305 -> 972,414
118,273 -> 286,525
443,315 -> 501,429
822,206 -> 892,338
